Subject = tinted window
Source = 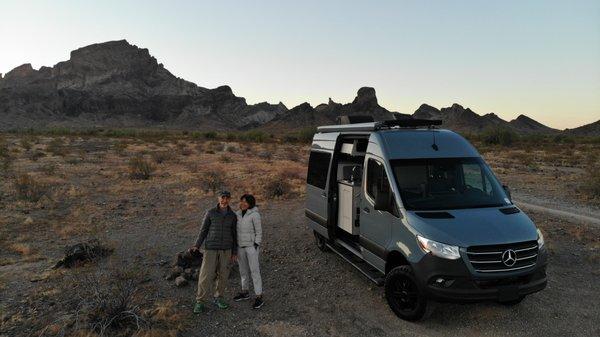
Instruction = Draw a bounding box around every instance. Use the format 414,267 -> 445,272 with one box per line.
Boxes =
391,157 -> 510,210
307,151 -> 331,189
366,159 -> 397,215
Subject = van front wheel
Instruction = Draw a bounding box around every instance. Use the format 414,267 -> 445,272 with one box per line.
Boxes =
385,265 -> 427,321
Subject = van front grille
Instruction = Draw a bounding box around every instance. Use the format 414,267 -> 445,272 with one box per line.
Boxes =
466,241 -> 538,273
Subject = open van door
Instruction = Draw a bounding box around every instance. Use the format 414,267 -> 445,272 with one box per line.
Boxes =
305,150 -> 333,238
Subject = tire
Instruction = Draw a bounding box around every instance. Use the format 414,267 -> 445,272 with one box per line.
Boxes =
385,265 -> 428,321
314,231 -> 329,252
499,296 -> 525,306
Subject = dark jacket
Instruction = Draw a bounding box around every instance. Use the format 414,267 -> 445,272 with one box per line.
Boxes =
195,204 -> 238,253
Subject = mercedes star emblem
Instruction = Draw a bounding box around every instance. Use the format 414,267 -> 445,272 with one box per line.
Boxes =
501,249 -> 517,267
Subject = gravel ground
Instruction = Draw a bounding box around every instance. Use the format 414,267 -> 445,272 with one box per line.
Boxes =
2,196 -> 599,337
108,197 -> 599,337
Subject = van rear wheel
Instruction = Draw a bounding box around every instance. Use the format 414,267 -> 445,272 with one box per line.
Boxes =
385,265 -> 427,321
314,231 -> 329,252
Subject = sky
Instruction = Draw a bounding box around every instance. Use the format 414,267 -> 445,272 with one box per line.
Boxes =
0,0 -> 599,129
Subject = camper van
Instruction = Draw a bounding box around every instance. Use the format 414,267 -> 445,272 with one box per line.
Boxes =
305,117 -> 547,321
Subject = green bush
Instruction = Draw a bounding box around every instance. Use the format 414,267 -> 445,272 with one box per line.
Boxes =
481,127 -> 517,146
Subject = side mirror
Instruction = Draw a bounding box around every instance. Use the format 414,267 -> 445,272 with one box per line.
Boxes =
502,184 -> 512,201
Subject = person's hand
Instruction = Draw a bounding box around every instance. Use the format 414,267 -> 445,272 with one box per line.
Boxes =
190,246 -> 199,253
230,254 -> 238,263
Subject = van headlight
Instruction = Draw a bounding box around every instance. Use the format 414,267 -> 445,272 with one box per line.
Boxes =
417,235 -> 461,260
537,228 -> 545,248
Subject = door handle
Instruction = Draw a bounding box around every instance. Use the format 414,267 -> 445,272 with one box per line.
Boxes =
321,192 -> 327,197
363,207 -> 370,214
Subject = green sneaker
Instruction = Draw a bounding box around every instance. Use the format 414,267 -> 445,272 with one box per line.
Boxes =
193,302 -> 205,314
214,297 -> 229,309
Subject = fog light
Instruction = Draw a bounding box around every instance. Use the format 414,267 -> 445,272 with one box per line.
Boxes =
435,278 -> 445,284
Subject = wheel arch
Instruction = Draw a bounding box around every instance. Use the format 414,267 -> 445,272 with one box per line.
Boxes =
385,250 -> 410,274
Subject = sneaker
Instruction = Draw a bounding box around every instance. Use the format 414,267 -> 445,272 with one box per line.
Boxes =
233,292 -> 251,302
193,302 -> 205,314
214,297 -> 229,309
252,296 -> 264,309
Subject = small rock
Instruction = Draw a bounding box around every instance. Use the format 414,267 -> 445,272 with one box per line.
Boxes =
175,276 -> 188,287
165,266 -> 183,280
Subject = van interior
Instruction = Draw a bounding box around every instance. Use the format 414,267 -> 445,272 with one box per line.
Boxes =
327,135 -> 370,250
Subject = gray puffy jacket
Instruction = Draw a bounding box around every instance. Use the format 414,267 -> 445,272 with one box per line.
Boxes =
195,205 -> 238,253
235,207 -> 262,248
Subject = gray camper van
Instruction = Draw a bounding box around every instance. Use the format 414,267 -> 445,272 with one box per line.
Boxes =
305,117 -> 547,321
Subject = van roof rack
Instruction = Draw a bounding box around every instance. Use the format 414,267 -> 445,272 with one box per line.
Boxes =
337,115 -> 375,125
317,119 -> 442,133
375,119 -> 442,129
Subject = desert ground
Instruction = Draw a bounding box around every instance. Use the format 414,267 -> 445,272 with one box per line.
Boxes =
1,131 -> 599,337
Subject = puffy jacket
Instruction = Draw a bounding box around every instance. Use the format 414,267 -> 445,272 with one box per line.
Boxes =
195,205 -> 238,253
235,207 -> 262,248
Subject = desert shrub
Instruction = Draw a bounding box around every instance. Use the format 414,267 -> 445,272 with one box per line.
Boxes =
257,151 -> 272,160
200,170 -> 225,193
582,165 -> 600,198
218,154 -> 232,163
0,135 -> 13,173
46,138 -> 69,156
151,151 -> 173,164
75,269 -> 148,336
264,175 -> 291,199
65,156 -> 83,165
28,150 -> 46,162
481,127 -> 517,146
285,150 -> 301,162
14,173 -> 49,202
238,131 -> 269,143
194,131 -> 217,139
289,127 -> 317,143
208,141 -> 225,152
128,157 -> 155,180
20,137 -> 33,151
226,145 -> 238,153
113,141 -> 129,156
180,147 -> 193,156
39,163 -> 57,175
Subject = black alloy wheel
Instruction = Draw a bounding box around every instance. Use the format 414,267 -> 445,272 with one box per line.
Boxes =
385,265 -> 428,321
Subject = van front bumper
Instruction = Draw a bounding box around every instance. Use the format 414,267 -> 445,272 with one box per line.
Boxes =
413,249 -> 548,303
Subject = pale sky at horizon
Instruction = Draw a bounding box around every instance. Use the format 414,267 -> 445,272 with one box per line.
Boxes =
1,0 -> 599,129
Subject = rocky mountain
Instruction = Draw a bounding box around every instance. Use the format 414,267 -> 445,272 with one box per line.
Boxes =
564,120 -> 600,137
0,40 -> 596,135
412,104 -> 559,134
0,40 -> 286,130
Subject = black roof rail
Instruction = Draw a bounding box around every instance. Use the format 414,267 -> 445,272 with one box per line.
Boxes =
374,119 -> 442,130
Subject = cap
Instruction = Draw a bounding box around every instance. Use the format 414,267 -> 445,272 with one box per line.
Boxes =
219,190 -> 231,198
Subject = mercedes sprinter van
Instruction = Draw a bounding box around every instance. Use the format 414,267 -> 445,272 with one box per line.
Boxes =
305,117 -> 547,321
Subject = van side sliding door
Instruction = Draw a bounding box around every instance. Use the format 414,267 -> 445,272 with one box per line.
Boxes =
306,150 -> 333,238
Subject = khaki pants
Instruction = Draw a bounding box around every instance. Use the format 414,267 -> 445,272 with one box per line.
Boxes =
196,249 -> 232,302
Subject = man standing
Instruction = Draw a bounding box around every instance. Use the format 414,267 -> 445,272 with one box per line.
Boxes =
191,191 -> 238,314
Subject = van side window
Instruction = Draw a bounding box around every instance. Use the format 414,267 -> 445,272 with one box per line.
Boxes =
307,151 -> 331,189
366,159 -> 391,203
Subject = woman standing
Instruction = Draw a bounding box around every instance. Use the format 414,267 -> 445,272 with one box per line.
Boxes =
233,194 -> 264,309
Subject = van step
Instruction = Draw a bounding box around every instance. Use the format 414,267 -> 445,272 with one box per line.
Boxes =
326,243 -> 385,286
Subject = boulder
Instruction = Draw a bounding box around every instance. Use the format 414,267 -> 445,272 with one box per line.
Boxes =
175,276 -> 188,287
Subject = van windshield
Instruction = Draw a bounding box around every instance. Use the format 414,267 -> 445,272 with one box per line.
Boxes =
390,157 -> 511,211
